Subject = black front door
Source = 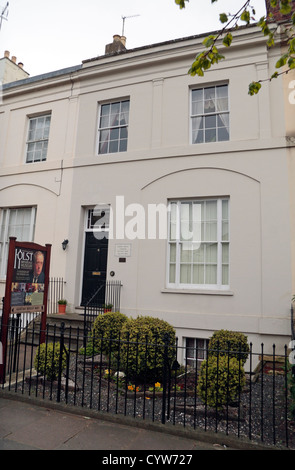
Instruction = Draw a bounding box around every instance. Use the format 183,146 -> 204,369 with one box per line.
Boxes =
81,231 -> 108,306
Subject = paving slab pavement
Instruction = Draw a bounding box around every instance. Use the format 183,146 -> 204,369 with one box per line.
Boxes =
0,396 -> 220,451
0,393 -> 272,453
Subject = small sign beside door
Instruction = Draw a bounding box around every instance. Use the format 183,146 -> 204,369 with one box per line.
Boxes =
115,244 -> 131,258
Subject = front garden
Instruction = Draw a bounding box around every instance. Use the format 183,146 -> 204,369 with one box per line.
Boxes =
2,312 -> 294,449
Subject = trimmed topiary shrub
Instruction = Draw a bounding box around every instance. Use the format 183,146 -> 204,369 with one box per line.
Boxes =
119,315 -> 176,381
208,329 -> 250,365
90,311 -> 129,356
34,342 -> 68,381
197,355 -> 246,410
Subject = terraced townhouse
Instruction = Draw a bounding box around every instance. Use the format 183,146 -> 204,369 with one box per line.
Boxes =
1,0 -> 295,362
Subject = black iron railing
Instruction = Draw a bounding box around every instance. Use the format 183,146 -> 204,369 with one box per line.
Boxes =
83,280 -> 122,333
48,277 -> 66,314
0,319 -> 293,449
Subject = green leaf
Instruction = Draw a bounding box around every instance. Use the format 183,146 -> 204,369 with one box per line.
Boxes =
267,33 -> 275,47
189,64 -> 204,77
262,25 -> 271,36
223,32 -> 233,47
219,13 -> 228,24
258,17 -> 271,36
280,0 -> 292,15
213,52 -> 225,63
240,9 -> 250,24
257,16 -> 267,28
189,53 -> 205,77
175,0 -> 188,9
203,58 -> 211,70
248,81 -> 262,96
289,37 -> 295,53
276,53 -> 289,68
202,35 -> 216,48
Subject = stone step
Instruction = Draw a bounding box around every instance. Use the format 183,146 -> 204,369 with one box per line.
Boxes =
21,312 -> 88,351
46,313 -> 86,330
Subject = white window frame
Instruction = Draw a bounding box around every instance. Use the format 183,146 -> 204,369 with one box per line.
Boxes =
190,84 -> 229,144
97,99 -> 130,154
26,114 -> 51,163
85,206 -> 111,234
0,207 -> 36,278
184,337 -> 209,368
167,198 -> 229,290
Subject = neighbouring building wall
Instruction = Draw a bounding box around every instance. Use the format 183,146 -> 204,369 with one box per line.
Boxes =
0,51 -> 29,84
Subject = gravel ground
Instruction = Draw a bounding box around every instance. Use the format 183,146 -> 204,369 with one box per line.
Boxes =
11,353 -> 294,450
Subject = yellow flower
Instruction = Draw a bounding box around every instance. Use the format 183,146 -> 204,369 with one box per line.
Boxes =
155,382 -> 161,388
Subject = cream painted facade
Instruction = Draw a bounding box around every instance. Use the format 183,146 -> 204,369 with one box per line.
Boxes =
0,24 -> 294,355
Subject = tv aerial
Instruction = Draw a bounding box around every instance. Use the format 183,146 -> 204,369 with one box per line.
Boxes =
0,2 -> 9,32
121,14 -> 140,36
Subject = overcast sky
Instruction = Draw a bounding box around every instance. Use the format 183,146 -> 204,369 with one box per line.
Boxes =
0,0 -> 266,77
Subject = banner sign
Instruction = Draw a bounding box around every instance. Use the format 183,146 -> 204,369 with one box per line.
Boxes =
11,247 -> 47,310
0,237 -> 51,383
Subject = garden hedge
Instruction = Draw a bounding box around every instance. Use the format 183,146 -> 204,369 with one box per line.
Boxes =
119,315 -> 176,380
208,329 -> 250,365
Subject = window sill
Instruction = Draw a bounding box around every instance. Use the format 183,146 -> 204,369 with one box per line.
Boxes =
161,288 -> 234,296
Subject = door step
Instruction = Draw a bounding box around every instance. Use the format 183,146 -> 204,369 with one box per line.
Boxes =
21,313 -> 87,351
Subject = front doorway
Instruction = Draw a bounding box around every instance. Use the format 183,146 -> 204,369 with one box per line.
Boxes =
81,207 -> 110,306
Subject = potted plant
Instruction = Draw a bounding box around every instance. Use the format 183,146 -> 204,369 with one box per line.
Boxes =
58,299 -> 67,314
103,303 -> 113,313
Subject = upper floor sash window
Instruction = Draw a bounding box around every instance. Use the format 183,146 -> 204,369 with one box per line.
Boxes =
26,114 -> 51,163
191,85 -> 229,144
98,100 -> 130,154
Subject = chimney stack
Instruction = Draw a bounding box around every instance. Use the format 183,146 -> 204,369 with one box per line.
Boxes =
1,50 -> 29,83
3,51 -> 25,70
105,34 -> 127,54
265,0 -> 295,23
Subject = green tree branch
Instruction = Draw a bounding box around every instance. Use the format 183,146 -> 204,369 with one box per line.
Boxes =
175,0 -> 295,94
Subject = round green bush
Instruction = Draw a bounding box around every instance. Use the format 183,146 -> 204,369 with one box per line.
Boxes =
34,342 -> 68,381
119,316 -> 176,380
197,355 -> 246,410
208,329 -> 250,365
90,311 -> 129,356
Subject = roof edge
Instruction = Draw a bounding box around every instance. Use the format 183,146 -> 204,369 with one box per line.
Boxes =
2,64 -> 82,90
